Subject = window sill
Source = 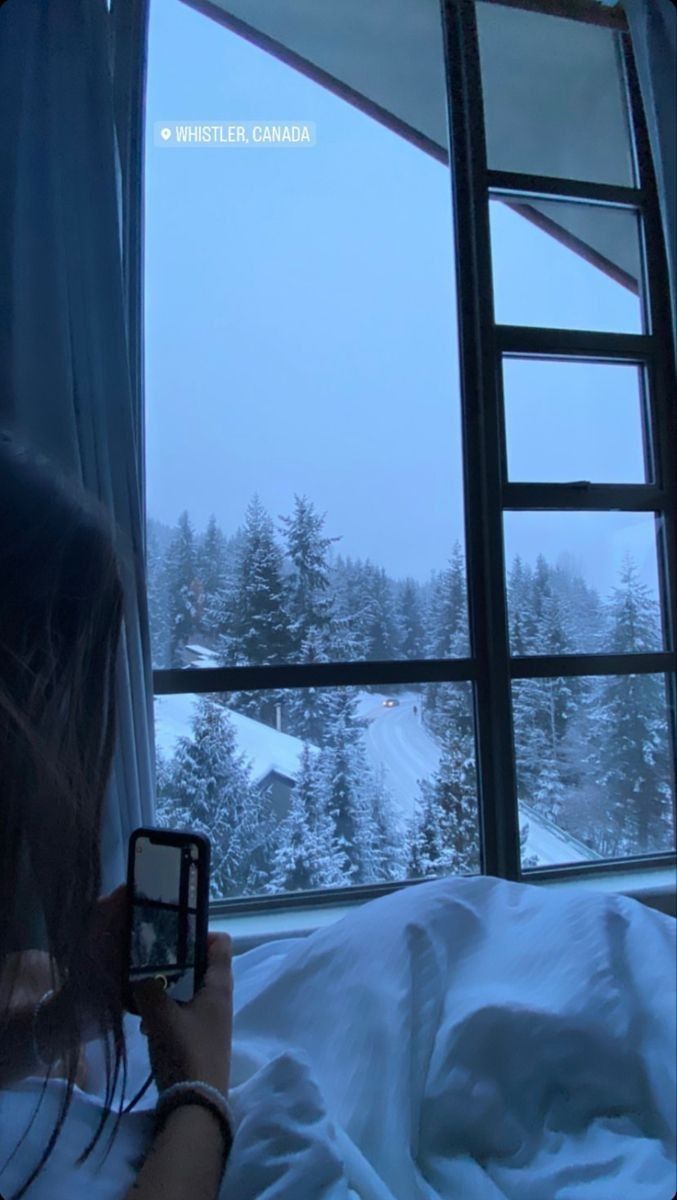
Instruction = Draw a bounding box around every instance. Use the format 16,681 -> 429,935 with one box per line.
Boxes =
210,865 -> 676,953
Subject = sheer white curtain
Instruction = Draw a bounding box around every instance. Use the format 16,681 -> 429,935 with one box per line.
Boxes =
0,0 -> 154,895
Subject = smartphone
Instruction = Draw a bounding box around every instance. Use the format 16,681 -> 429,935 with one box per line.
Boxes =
125,827 -> 210,1013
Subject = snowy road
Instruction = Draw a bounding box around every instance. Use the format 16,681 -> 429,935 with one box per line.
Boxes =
358,692 -> 596,868
359,694 -> 440,814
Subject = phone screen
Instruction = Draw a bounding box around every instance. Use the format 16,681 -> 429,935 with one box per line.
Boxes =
129,836 -> 200,1002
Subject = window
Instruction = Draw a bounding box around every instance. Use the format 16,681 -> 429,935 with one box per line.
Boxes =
144,0 -> 676,912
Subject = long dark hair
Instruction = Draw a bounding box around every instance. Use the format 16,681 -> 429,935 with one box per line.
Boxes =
0,429 -> 129,1195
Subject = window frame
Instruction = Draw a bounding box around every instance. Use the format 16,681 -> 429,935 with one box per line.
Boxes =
145,0 -> 677,916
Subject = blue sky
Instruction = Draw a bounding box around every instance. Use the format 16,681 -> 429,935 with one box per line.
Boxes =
144,0 -> 657,601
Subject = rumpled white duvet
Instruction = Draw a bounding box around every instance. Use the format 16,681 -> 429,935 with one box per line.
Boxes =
0,876 -> 675,1199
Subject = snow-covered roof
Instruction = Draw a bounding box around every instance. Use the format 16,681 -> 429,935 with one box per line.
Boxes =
154,693 -> 313,786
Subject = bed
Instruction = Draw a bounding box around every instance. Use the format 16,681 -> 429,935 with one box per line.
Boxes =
0,875 -> 675,1199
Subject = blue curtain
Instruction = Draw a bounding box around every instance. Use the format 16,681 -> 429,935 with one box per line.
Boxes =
0,0 -> 155,894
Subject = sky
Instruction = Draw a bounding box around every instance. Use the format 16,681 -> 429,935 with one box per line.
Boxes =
144,0 -> 658,603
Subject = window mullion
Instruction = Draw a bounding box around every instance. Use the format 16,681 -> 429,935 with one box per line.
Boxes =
496,326 -> 654,358
443,0 -> 520,881
503,483 -> 666,511
510,651 -> 677,680
487,169 -> 643,208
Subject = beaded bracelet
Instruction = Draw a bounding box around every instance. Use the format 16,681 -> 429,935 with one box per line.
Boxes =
155,1081 -> 234,1161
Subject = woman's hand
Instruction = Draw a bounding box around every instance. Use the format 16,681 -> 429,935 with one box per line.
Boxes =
133,933 -> 233,1096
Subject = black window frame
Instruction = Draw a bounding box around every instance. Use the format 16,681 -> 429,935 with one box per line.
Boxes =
143,0 -> 677,917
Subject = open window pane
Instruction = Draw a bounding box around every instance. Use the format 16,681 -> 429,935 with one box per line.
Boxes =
476,1 -> 634,186
145,0 -> 467,670
503,358 -> 647,483
154,683 -> 479,901
514,674 -> 675,869
504,511 -> 664,655
489,197 -> 644,333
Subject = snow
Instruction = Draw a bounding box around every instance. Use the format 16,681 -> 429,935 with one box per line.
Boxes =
358,692 -> 595,868
520,802 -> 598,867
154,694 -> 313,785
156,689 -> 596,869
359,691 -> 441,813
184,643 -> 220,666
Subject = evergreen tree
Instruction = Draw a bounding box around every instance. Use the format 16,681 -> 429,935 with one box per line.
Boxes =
197,515 -> 228,642
368,765 -> 407,881
232,496 -> 290,666
426,541 -> 468,658
157,697 -> 275,898
510,556 -> 582,819
587,558 -> 672,854
352,561 -> 402,661
398,578 -> 425,659
282,630 -> 335,746
267,745 -> 348,892
316,688 -> 400,883
424,543 -> 468,733
165,511 -> 199,667
210,528 -> 244,666
279,495 -> 339,655
147,519 -> 171,668
329,556 -> 370,659
408,739 -> 479,878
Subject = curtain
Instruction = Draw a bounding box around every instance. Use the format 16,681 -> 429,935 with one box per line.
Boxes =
625,0 -> 677,347
0,0 -> 155,898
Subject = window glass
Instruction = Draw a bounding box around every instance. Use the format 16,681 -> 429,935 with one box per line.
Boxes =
476,1 -> 634,186
154,683 -> 479,900
514,674 -> 675,868
503,358 -> 647,483
145,0 -> 467,670
490,197 -> 643,333
503,511 -> 664,655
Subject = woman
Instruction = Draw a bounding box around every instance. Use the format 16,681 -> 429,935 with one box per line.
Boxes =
0,430 -> 233,1200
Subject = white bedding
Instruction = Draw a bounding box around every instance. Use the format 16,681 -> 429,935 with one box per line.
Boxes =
0,876 -> 675,1199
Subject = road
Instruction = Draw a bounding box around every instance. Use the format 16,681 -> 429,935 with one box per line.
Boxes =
357,691 -> 596,868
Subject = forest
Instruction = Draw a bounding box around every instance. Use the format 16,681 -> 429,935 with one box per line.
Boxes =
149,495 -> 674,899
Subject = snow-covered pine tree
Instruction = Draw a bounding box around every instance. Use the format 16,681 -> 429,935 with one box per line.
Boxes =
157,696 -> 275,899
366,764 -> 406,882
398,577 -> 425,659
229,496 -> 291,722
279,495 -> 339,656
165,511 -> 199,667
350,560 -> 402,661
282,629 -> 335,746
407,786 -> 445,879
586,556 -> 673,855
409,681 -> 479,878
196,515 -> 228,643
329,556 -> 370,660
267,744 -> 348,892
233,495 -> 290,665
551,556 -> 602,653
316,689 -> 365,882
509,555 -> 583,821
424,542 -> 468,733
146,518 -> 172,668
314,688 -> 400,883
425,541 -> 468,658
207,527 -> 244,667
